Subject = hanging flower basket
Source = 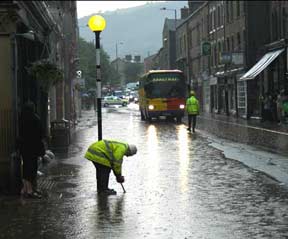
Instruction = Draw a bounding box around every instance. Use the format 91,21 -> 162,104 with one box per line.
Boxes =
27,59 -> 64,91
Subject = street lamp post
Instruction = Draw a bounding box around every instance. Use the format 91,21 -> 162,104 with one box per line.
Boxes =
160,7 -> 177,30
88,15 -> 106,140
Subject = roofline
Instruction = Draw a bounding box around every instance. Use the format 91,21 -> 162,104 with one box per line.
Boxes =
177,2 -> 208,29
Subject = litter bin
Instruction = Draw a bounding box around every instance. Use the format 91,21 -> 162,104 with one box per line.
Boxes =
50,120 -> 70,151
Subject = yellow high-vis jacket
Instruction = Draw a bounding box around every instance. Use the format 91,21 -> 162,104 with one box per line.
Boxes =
186,96 -> 199,115
84,139 -> 129,175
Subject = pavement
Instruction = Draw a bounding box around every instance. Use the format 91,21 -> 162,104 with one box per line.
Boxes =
196,112 -> 288,155
184,112 -> 288,187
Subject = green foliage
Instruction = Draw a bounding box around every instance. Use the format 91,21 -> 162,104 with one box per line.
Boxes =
27,59 -> 63,92
124,62 -> 144,83
78,37 -> 119,90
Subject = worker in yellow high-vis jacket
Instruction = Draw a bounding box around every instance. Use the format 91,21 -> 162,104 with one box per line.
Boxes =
84,139 -> 137,195
186,90 -> 199,133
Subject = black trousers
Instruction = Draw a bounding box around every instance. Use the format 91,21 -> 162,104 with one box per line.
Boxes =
92,162 -> 111,192
188,114 -> 197,131
21,153 -> 38,182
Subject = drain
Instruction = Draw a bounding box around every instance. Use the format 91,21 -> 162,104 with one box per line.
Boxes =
38,178 -> 56,190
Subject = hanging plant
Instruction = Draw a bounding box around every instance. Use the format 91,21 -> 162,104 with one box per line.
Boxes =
27,59 -> 64,91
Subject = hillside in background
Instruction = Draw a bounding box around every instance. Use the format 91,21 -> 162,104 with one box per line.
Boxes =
78,1 -> 188,61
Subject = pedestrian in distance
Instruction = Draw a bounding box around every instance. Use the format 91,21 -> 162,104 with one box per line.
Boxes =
261,92 -> 272,122
276,90 -> 283,124
18,101 -> 46,199
186,90 -> 200,133
84,139 -> 137,195
282,90 -> 288,123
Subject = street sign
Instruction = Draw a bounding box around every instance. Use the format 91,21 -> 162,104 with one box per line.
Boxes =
202,41 -> 211,56
221,52 -> 244,65
220,52 -> 232,64
231,52 -> 244,65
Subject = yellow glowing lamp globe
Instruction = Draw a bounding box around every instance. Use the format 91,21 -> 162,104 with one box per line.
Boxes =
88,15 -> 106,32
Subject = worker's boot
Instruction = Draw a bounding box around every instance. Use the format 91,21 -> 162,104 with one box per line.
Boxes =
107,188 -> 117,195
99,188 -> 117,196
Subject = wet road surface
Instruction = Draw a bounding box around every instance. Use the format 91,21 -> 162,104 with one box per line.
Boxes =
1,105 -> 288,239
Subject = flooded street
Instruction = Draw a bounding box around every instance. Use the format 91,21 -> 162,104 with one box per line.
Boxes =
1,105 -> 288,239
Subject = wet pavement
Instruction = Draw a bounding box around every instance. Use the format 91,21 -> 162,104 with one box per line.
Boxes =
197,112 -> 288,155
1,104 -> 288,239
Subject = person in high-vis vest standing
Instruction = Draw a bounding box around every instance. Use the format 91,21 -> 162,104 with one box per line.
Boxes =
186,90 -> 200,132
85,139 -> 137,195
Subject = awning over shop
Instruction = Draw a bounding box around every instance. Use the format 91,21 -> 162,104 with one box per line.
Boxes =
239,48 -> 284,81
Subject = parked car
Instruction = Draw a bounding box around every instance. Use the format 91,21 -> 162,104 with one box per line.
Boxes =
102,96 -> 128,107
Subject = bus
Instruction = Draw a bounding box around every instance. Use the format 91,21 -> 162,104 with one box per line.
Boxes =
138,70 -> 187,122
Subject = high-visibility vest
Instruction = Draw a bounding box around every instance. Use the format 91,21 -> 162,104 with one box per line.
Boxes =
84,139 -> 128,175
186,96 -> 199,115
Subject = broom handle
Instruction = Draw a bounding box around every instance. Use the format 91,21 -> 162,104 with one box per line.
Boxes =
120,183 -> 126,193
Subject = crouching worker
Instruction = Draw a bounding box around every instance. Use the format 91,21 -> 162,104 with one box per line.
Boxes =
84,139 -> 137,195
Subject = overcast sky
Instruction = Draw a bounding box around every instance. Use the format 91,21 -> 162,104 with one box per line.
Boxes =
77,1 -> 162,18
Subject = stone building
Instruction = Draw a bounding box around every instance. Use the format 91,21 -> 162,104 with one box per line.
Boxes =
176,1 -> 273,118
240,1 -> 288,119
145,1 -> 288,121
0,1 -> 78,192
144,15 -> 185,72
161,18 -> 178,70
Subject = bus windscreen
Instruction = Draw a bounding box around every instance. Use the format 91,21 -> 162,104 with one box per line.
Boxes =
145,73 -> 186,98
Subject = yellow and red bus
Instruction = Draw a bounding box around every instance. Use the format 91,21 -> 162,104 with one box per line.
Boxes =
138,70 -> 187,122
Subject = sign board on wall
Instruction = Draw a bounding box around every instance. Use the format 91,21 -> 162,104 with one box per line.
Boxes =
202,41 -> 211,56
231,53 -> 244,65
220,52 -> 232,64
221,52 -> 244,65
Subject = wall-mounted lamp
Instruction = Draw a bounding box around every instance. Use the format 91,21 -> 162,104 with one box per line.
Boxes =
16,30 -> 35,41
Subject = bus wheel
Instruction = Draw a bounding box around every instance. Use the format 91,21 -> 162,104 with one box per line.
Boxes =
145,111 -> 151,122
140,110 -> 145,121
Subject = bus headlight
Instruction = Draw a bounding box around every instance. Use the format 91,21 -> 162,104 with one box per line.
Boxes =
148,105 -> 154,110
179,104 -> 185,109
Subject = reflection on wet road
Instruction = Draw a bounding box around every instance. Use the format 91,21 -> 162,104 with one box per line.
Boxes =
0,106 -> 288,239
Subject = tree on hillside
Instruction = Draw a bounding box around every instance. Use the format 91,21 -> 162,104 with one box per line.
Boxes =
78,37 -> 119,90
123,62 -> 144,83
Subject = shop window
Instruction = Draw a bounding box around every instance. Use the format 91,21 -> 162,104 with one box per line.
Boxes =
226,2 -> 229,23
214,45 -> 217,66
237,81 -> 247,117
230,1 -> 234,21
230,86 -> 235,110
184,35 -> 186,53
227,38 -> 230,51
236,1 -> 240,17
283,8 -> 286,38
217,6 -> 221,27
237,32 -> 241,50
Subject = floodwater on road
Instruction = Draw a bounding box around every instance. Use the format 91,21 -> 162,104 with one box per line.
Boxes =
0,105 -> 288,239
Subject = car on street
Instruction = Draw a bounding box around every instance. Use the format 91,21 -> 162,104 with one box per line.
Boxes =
102,96 -> 128,107
128,91 -> 139,103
